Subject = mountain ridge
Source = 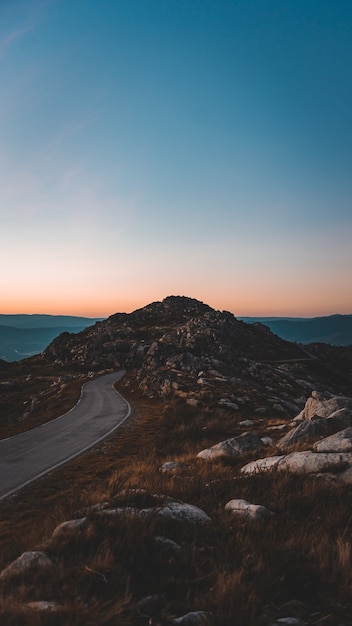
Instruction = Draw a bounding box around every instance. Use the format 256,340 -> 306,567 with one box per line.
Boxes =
1,306 -> 351,364
242,313 -> 352,346
0,316 -> 103,362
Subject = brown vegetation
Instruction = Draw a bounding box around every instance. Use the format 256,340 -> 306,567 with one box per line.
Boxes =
1,379 -> 352,625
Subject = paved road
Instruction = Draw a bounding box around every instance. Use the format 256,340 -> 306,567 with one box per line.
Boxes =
0,371 -> 131,501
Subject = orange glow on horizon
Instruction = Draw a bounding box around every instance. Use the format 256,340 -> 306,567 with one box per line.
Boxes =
1,292 -> 351,318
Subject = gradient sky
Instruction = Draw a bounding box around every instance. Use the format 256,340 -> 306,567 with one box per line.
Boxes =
1,0 -> 351,317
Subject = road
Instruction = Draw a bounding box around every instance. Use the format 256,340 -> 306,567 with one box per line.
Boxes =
0,371 -> 131,501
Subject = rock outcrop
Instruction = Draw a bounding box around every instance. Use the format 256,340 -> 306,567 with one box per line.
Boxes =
277,394 -> 352,451
295,392 -> 352,421
197,431 -> 263,461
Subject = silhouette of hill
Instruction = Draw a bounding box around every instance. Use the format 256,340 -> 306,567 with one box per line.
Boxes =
0,315 -> 103,361
240,314 -> 352,346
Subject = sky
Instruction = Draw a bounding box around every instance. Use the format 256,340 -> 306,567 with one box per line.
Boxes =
1,0 -> 351,317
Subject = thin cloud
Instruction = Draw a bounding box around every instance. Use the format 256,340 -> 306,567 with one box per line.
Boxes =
0,25 -> 35,58
0,0 -> 56,59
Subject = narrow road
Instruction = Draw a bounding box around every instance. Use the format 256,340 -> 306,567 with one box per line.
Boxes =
0,371 -> 131,501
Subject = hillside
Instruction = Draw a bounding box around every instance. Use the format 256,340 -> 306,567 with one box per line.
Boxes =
1,296 -> 352,438
0,315 -> 103,362
1,296 -> 352,625
1,311 -> 351,364
241,314 -> 352,346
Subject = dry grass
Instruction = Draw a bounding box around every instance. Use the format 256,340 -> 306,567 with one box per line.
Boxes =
1,382 -> 352,625
0,374 -> 88,439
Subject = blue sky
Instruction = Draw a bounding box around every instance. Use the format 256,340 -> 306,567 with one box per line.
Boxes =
1,0 -> 351,316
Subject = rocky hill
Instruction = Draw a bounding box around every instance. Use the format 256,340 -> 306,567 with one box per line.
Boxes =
41,295 -> 351,410
1,296 -> 351,434
0,316 -> 103,362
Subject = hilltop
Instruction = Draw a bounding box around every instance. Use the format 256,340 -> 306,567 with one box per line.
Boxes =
0,295 -> 351,437
1,307 -> 351,365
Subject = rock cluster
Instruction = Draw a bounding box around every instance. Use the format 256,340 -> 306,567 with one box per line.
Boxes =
192,391 -> 352,480
239,393 -> 352,481
2,388 -> 352,623
0,492 -> 212,622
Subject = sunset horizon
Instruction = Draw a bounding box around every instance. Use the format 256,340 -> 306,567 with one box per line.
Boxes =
1,293 -> 351,320
1,1 -> 351,328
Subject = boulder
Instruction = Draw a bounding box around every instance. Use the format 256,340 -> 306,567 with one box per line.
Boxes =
197,431 -> 262,461
218,398 -> 239,410
144,501 -> 211,526
241,451 -> 352,476
277,408 -> 352,451
171,612 -> 214,625
261,436 -> 274,446
278,451 -> 352,474
224,499 -> 274,520
52,517 -> 86,537
295,393 -> 352,421
98,500 -> 211,527
241,456 -> 284,475
0,551 -> 55,581
313,427 -> 352,452
160,461 -> 189,475
151,536 -> 182,555
26,601 -> 59,612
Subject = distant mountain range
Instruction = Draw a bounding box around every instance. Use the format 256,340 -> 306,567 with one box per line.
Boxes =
240,314 -> 352,346
0,315 -> 103,362
0,311 -> 351,362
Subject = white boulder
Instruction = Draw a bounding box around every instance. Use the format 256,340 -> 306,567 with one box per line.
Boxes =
313,427 -> 352,452
241,456 -> 284,475
241,451 -> 352,476
224,499 -> 274,520
295,392 -> 352,421
279,451 -> 352,474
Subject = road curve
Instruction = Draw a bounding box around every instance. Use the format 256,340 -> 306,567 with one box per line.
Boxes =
0,371 -> 131,501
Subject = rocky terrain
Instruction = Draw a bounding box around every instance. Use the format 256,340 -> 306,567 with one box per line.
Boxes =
2,296 -> 351,426
1,296 -> 352,625
21,296 -> 352,418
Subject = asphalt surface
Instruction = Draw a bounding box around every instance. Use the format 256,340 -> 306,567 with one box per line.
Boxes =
0,371 -> 131,501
